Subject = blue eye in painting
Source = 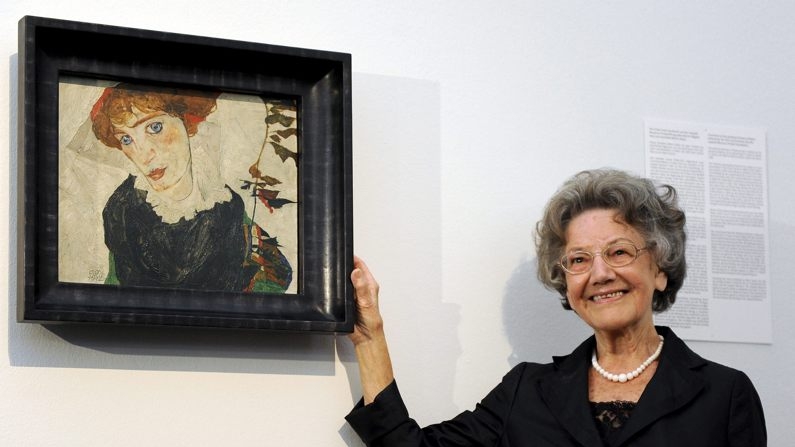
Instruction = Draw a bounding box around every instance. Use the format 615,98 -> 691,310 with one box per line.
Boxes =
147,121 -> 163,134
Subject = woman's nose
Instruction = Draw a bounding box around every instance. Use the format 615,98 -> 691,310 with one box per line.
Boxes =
134,143 -> 157,166
590,254 -> 616,282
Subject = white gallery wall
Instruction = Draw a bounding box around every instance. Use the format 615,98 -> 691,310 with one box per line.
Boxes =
2,1 -> 793,445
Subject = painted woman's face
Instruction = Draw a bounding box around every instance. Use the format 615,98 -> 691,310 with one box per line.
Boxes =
113,107 -> 192,196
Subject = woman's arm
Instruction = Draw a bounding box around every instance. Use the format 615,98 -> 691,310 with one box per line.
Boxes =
728,371 -> 767,446
349,256 -> 395,404
346,256 -> 521,446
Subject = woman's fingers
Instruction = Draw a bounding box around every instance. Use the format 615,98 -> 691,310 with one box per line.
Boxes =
352,256 -> 379,308
350,256 -> 383,344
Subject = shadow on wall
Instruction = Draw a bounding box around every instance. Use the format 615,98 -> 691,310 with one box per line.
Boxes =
334,72 -> 454,445
9,322 -> 336,375
502,256 -> 590,366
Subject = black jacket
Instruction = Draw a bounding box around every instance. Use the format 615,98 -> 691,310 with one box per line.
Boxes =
346,326 -> 766,446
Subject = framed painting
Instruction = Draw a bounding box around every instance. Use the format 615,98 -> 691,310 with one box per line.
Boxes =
17,16 -> 354,332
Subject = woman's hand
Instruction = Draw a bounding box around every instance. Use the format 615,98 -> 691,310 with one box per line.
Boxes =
349,256 -> 394,404
349,256 -> 384,346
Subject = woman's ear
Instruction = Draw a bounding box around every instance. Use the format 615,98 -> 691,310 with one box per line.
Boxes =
655,269 -> 668,292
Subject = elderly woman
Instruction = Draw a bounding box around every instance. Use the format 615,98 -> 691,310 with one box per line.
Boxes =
346,169 -> 766,446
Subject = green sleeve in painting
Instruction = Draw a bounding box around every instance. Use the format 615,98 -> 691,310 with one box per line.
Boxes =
251,279 -> 288,294
105,251 -> 119,285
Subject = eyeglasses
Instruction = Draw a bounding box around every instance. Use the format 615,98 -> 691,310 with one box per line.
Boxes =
558,242 -> 649,275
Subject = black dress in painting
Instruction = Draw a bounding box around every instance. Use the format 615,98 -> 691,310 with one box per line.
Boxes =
103,175 -> 291,292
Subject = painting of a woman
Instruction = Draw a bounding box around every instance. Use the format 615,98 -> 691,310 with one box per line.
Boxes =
59,80 -> 296,294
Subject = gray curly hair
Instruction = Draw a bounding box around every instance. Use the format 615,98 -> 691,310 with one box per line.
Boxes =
534,169 -> 686,312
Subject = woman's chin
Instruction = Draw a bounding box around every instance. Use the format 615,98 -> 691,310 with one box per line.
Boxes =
148,180 -> 173,193
147,174 -> 193,200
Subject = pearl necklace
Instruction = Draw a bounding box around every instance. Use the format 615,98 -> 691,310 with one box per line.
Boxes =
591,335 -> 664,383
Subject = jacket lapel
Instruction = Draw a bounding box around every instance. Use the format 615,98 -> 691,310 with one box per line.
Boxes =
611,327 -> 707,446
538,336 -> 604,447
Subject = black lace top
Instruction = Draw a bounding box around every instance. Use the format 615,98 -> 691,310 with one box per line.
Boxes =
590,400 -> 636,442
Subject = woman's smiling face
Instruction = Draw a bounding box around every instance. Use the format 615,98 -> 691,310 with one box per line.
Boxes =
113,107 -> 192,195
563,208 -> 668,334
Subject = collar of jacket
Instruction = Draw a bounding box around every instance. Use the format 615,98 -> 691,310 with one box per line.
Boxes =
537,326 -> 708,447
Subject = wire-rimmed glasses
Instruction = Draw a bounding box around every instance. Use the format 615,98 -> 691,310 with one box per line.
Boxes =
559,242 -> 649,275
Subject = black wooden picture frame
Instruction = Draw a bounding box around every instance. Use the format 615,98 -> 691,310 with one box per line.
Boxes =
17,16 -> 354,333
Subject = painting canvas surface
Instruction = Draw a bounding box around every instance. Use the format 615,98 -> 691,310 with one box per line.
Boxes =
57,77 -> 299,294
